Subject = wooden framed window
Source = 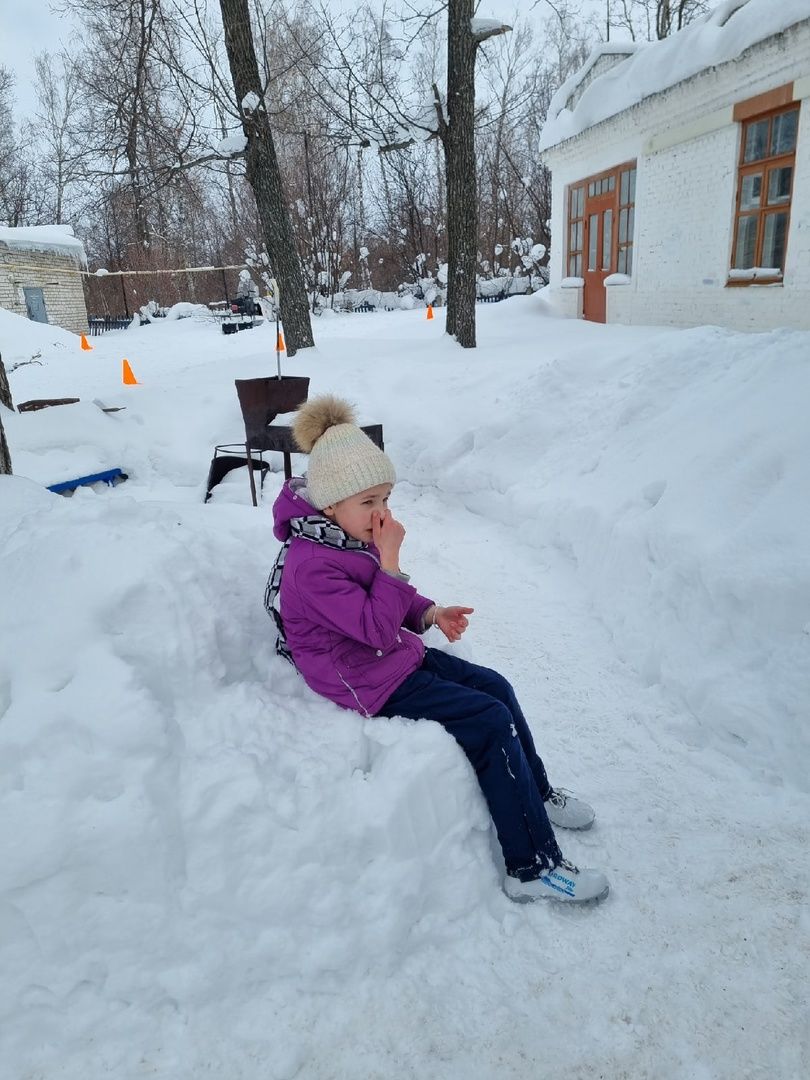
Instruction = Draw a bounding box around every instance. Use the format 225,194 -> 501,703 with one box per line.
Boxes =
730,102 -> 799,284
567,184 -> 585,277
567,164 -> 637,281
617,165 -> 636,275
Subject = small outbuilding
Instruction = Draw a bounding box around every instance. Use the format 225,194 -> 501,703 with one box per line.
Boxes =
540,0 -> 810,330
0,225 -> 89,334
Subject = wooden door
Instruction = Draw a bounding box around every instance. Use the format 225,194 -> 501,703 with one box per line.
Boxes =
583,180 -> 617,323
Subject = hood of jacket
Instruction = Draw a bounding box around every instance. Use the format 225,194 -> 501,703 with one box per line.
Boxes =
272,477 -> 321,541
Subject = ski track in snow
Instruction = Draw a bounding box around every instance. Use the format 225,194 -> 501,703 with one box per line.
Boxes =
1,302 -> 808,1079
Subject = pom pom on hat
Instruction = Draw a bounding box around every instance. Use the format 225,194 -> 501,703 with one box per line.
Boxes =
293,394 -> 396,509
292,394 -> 356,453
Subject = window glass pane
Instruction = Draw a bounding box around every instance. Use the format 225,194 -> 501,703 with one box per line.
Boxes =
628,207 -> 634,240
628,168 -> 636,203
740,172 -> 762,210
620,171 -> 629,204
602,209 -> 613,270
608,175 -> 615,192
762,211 -> 788,270
733,214 -> 758,268
617,247 -> 627,274
588,182 -> 596,197
767,165 -> 792,205
619,208 -> 628,244
588,214 -> 598,270
625,245 -> 633,275
574,253 -> 582,277
576,187 -> 584,216
771,109 -> 799,156
744,118 -> 769,162
568,254 -> 578,276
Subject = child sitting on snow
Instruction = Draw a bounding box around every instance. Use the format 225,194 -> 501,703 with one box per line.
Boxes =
266,396 -> 609,904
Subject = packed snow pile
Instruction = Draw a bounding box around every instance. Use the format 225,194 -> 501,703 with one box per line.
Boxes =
406,322 -> 810,791
1,301 -> 808,1078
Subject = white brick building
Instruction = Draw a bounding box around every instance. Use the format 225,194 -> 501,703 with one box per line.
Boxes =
540,0 -> 810,331
0,226 -> 89,334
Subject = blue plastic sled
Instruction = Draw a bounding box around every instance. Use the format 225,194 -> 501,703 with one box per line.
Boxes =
47,468 -> 128,495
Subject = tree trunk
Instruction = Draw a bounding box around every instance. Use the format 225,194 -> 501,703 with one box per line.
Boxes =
445,0 -> 478,348
219,0 -> 314,356
0,352 -> 12,475
0,415 -> 11,475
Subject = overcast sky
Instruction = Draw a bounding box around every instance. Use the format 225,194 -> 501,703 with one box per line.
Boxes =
0,1 -> 720,121
0,0 -> 77,116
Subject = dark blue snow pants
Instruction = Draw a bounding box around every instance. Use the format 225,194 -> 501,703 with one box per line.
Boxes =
377,648 -> 563,880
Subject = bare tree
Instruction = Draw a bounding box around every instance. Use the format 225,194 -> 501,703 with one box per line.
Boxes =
218,0 -> 314,353
67,0 -> 163,247
277,1 -> 511,346
33,51 -> 84,224
601,0 -> 709,41
0,68 -> 19,224
656,0 -> 709,38
0,67 -> 43,227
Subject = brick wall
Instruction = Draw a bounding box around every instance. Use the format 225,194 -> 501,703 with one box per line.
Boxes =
0,247 -> 89,334
554,285 -> 584,319
543,20 -> 810,332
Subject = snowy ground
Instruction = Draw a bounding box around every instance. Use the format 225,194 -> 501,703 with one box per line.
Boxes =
1,298 -> 808,1079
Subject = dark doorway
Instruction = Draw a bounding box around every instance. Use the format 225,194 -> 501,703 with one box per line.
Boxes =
23,287 -> 49,324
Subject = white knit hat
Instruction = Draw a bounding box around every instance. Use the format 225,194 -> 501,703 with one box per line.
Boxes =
292,395 -> 396,510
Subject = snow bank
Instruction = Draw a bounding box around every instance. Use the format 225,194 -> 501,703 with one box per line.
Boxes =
5,301 -> 808,789
0,304 -> 81,364
0,475 -> 495,1077
403,320 -> 810,790
2,300 -> 809,1077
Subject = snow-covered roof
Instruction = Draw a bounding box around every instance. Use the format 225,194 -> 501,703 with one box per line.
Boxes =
540,0 -> 810,152
0,224 -> 87,264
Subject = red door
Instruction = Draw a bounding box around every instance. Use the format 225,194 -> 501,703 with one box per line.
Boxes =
583,186 -> 617,323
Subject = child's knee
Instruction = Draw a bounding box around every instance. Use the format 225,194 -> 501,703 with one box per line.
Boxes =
476,667 -> 515,705
481,701 -> 518,744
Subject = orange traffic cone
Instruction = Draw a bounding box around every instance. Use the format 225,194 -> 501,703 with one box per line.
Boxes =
122,359 -> 139,385
276,329 -> 286,352
80,333 -> 94,351
426,305 -> 434,320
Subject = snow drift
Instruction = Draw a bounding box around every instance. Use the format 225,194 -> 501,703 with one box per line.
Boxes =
1,299 -> 808,1078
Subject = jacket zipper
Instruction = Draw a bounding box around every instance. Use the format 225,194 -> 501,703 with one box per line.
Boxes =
334,549 -> 405,717
336,668 -> 372,718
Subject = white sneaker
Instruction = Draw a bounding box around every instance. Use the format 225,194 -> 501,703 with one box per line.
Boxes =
545,788 -> 595,831
504,859 -> 609,904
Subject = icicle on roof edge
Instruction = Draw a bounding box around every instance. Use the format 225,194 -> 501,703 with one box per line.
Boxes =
0,225 -> 88,266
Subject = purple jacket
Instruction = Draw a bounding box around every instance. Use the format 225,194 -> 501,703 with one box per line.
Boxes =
272,480 -> 434,716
